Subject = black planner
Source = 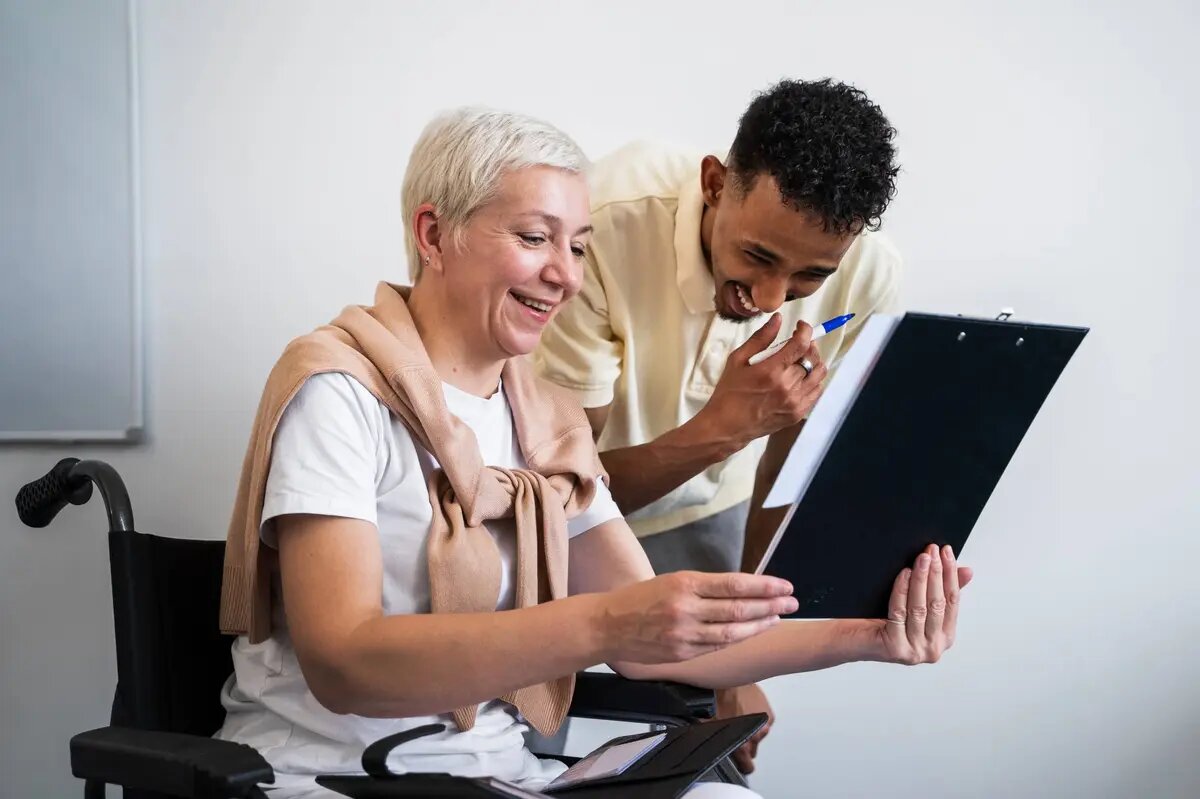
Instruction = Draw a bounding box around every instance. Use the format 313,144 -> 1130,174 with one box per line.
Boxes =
758,312 -> 1087,619
315,713 -> 767,799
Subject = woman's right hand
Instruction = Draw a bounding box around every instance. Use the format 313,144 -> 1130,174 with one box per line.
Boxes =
595,571 -> 798,664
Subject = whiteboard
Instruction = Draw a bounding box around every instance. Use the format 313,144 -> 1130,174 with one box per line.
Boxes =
0,0 -> 143,442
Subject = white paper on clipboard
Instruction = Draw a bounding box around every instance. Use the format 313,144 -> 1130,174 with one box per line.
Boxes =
756,315 -> 901,571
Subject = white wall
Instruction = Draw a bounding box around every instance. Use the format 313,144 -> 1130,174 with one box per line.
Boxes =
2,2 -> 1198,797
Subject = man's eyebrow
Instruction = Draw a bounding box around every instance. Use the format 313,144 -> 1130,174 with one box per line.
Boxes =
744,242 -> 780,262
802,264 -> 838,277
745,239 -> 837,276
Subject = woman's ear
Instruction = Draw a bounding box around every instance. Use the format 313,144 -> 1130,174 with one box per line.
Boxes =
413,202 -> 444,274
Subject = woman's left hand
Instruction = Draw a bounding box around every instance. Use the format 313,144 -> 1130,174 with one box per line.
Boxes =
878,543 -> 974,665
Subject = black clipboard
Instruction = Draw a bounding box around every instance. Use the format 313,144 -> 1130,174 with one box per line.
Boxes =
758,312 -> 1087,618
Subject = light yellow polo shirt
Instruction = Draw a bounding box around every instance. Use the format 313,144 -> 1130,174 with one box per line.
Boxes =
536,141 -> 902,538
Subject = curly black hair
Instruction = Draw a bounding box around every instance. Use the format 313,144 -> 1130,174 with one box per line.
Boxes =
728,78 -> 899,235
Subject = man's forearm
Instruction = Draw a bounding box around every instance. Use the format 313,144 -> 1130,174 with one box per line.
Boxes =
615,618 -> 887,689
599,412 -> 743,515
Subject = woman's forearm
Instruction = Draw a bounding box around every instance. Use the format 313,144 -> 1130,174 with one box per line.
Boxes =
318,593 -> 609,717
612,618 -> 888,689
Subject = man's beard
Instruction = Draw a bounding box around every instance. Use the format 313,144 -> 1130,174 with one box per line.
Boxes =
713,272 -> 762,324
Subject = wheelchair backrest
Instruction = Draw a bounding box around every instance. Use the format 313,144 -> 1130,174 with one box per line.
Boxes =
108,531 -> 235,738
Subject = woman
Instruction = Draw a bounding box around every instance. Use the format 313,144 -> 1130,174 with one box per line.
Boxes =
215,108 -> 967,798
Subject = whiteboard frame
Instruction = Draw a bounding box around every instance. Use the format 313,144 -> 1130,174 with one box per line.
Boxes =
0,0 -> 145,444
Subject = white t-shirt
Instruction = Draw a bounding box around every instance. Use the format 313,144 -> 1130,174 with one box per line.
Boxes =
216,372 -> 622,795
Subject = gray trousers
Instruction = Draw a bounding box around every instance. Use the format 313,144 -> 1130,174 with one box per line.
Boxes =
525,501 -> 751,756
638,501 -> 751,575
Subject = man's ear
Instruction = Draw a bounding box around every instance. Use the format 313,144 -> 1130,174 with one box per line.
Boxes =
700,155 -> 729,208
413,202 -> 444,274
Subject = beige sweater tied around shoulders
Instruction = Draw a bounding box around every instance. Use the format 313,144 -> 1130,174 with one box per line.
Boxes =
218,282 -> 606,735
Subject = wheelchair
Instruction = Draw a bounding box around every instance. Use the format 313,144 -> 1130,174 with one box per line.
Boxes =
16,457 -> 752,799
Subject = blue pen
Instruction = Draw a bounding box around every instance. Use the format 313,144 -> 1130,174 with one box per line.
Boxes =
747,313 -> 856,365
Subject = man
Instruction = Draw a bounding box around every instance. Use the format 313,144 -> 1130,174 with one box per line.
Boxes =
536,79 -> 905,772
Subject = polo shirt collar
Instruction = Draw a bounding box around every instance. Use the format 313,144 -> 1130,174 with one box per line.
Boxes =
673,164 -> 716,315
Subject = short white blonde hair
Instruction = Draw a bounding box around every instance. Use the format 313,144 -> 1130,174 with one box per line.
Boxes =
401,107 -> 589,282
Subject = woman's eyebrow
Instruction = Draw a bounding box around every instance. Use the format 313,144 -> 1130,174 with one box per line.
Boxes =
516,211 -> 592,236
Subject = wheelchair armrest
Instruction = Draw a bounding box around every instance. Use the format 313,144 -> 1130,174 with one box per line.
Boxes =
568,671 -> 716,726
70,726 -> 273,799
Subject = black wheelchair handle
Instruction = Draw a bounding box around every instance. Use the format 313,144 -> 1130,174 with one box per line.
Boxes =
15,458 -> 135,533
15,457 -> 93,528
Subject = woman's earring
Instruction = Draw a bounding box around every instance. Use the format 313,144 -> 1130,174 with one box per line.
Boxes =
424,255 -> 430,266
